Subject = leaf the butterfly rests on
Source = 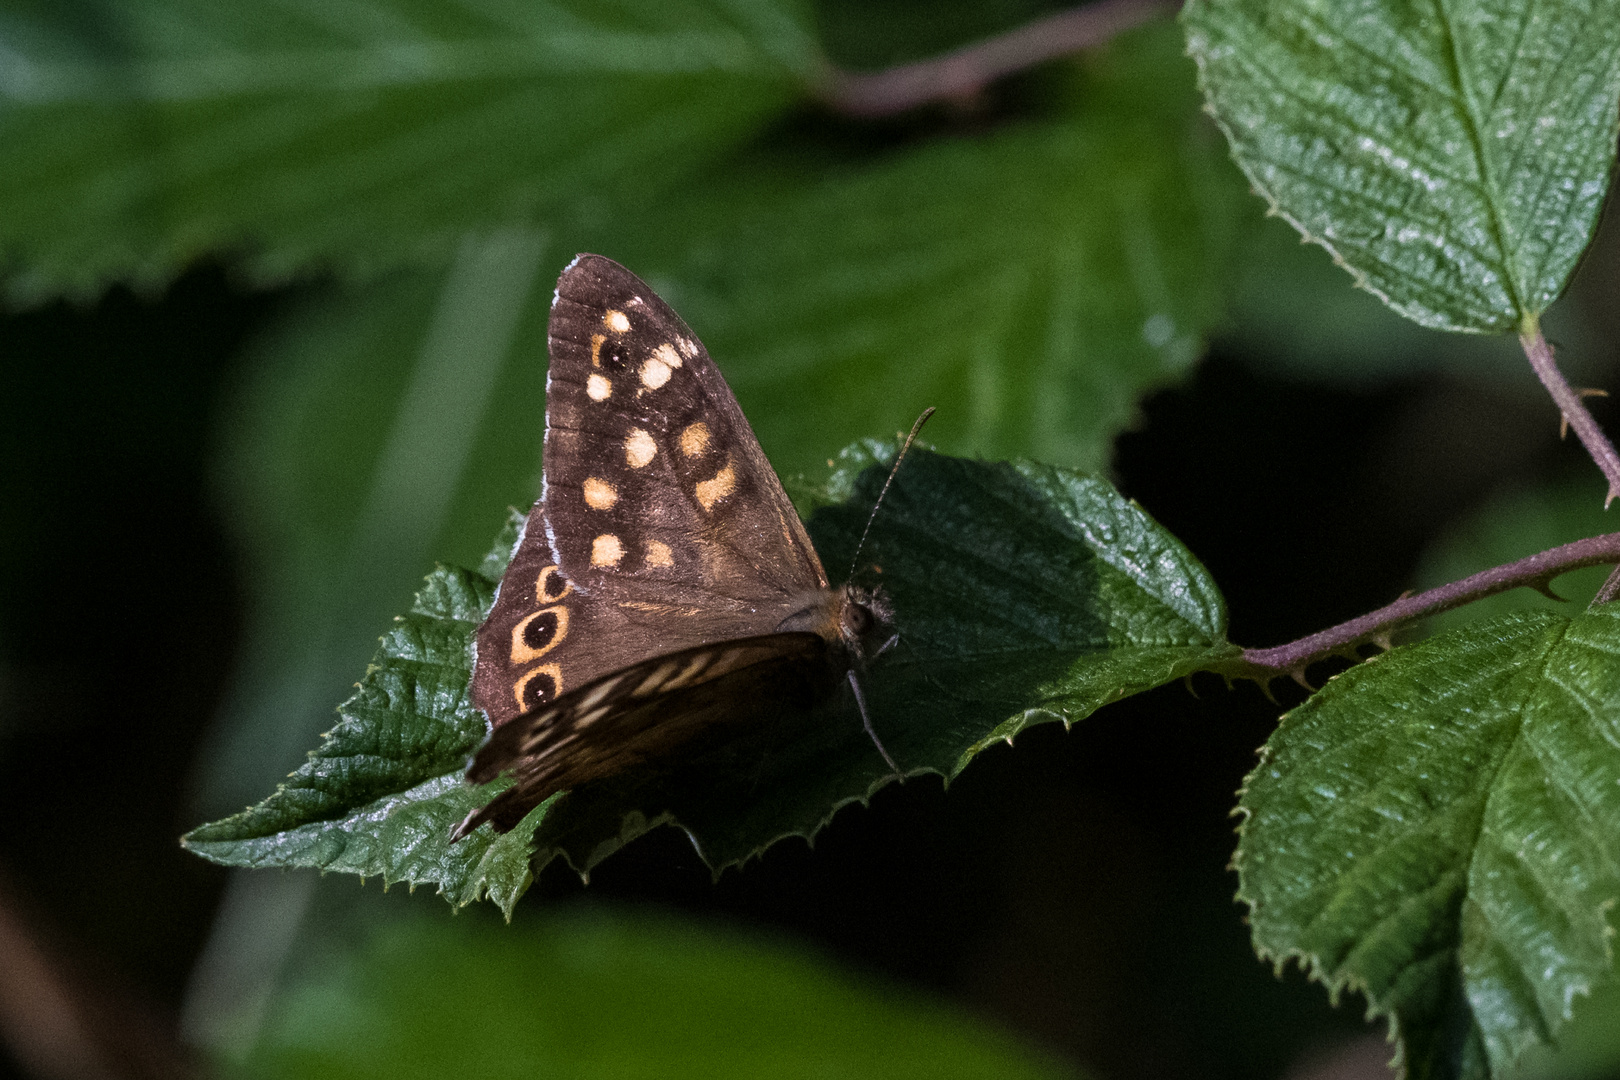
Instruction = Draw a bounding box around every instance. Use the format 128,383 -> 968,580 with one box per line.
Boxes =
454,255 -> 896,840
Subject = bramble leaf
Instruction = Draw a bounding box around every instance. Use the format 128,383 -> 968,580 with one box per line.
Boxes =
1237,606 -> 1620,1079
184,446 -> 1232,912
1184,0 -> 1620,332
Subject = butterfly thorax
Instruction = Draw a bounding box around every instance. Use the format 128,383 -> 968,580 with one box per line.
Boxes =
775,584 -> 892,663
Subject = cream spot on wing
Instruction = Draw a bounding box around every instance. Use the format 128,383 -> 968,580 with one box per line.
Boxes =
582,476 -> 617,510
604,310 -> 630,333
645,540 -> 673,568
586,373 -> 612,401
678,337 -> 698,358
576,705 -> 612,727
640,356 -> 672,389
633,661 -> 679,697
591,533 -> 623,567
577,675 -> 621,711
624,428 -> 657,468
617,600 -> 691,615
652,342 -> 682,370
590,334 -> 605,367
680,421 -> 710,457
714,647 -> 751,674
662,653 -> 713,691
695,460 -> 737,511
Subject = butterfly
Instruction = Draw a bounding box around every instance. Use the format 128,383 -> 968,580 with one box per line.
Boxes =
451,254 -> 921,841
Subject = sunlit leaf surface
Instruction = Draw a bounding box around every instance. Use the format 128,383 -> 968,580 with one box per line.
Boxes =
1185,0 -> 1620,331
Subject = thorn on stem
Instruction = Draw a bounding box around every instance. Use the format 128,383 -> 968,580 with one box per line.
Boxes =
1290,668 -> 1316,692
1182,674 -> 1200,698
1530,578 -> 1568,602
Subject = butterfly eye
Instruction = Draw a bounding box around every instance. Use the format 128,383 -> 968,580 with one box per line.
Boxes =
843,603 -> 874,638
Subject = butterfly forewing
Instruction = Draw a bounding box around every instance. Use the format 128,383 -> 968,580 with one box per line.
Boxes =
544,255 -> 826,609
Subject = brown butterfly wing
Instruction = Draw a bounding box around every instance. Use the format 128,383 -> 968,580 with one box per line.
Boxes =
453,632 -> 827,839
470,513 -> 643,727
471,253 -> 833,729
542,254 -> 827,616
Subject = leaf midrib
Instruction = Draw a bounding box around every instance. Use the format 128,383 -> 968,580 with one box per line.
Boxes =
1433,0 -> 1529,318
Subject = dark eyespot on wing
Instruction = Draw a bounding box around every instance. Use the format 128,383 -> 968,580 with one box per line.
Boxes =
514,665 -> 560,711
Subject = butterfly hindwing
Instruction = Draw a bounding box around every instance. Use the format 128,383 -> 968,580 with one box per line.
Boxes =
454,632 -> 827,838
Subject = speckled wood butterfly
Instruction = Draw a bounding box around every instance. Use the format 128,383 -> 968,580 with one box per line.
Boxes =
452,254 -> 919,841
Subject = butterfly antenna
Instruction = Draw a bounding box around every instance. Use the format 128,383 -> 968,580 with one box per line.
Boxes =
848,407 -> 935,580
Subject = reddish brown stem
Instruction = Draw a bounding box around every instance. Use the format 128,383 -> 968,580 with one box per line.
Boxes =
1522,326 -> 1620,505
1237,532 -> 1620,677
815,0 -> 1179,118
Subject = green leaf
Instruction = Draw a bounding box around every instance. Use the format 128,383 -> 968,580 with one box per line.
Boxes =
242,906 -> 1078,1080
1237,606 -> 1620,1080
1184,0 -> 1620,332
608,21 -> 1247,473
185,445 -> 1233,911
1511,975 -> 1620,1079
185,516 -> 540,915
0,0 -> 814,301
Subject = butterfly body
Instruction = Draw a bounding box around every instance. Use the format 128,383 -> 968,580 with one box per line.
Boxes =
454,255 -> 893,841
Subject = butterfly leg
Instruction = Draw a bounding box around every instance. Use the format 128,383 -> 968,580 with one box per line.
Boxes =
846,669 -> 903,780
874,633 -> 899,658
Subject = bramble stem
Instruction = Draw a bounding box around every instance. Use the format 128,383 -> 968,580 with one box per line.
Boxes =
1598,565 -> 1620,605
815,0 -> 1178,118
1522,325 -> 1620,505
1237,532 -> 1620,677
